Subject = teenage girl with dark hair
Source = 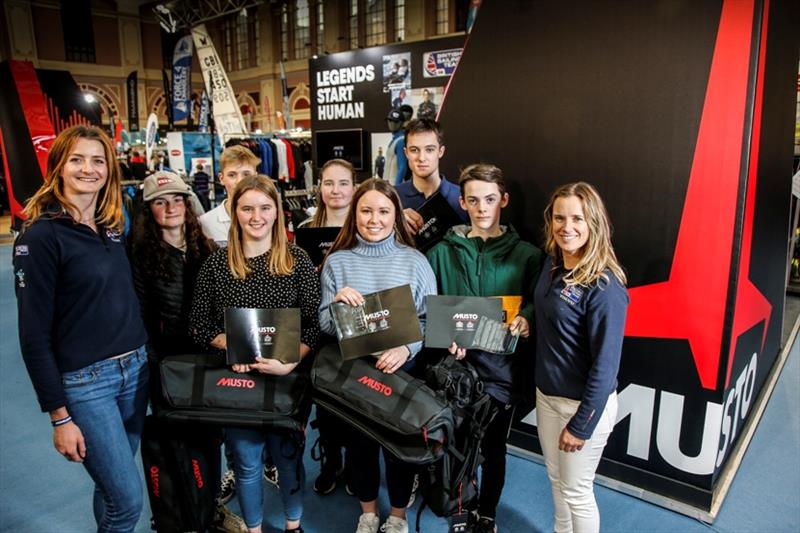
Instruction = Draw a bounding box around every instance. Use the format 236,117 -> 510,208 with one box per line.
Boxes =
319,178 -> 437,533
132,171 -> 217,360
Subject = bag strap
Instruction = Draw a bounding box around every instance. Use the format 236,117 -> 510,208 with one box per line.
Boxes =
331,359 -> 356,391
390,378 -> 425,423
191,359 -> 206,405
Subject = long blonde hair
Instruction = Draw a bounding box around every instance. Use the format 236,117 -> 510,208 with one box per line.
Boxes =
227,175 -> 293,279
543,181 -> 626,287
22,125 -> 124,232
307,159 -> 355,228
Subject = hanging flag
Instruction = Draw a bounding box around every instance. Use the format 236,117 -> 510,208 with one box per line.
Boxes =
172,35 -> 193,122
279,61 -> 292,130
145,112 -> 159,164
126,71 -> 139,131
191,23 -> 247,145
162,69 -> 174,129
198,90 -> 210,132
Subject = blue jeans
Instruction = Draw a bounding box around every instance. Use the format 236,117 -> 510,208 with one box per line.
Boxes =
227,427 -> 306,528
62,346 -> 149,533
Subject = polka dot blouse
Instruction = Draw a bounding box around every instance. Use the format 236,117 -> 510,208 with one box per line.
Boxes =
190,244 -> 321,352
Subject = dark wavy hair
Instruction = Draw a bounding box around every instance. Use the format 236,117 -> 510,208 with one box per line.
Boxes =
132,196 -> 217,281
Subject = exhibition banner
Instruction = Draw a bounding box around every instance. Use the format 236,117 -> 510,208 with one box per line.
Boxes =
198,90 -> 210,132
166,132 -> 185,174
422,48 -> 463,78
162,69 -> 173,129
191,24 -> 247,144
126,71 -> 139,131
144,112 -> 158,165
172,35 -> 193,122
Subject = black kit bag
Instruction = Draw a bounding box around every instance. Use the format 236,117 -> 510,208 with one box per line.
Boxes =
157,353 -> 312,431
141,415 -> 222,533
311,344 -> 455,464
416,355 -> 497,532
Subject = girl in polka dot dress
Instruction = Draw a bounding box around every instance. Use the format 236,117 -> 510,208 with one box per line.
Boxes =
190,175 -> 320,533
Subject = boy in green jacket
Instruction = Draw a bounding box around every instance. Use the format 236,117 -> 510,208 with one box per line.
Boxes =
426,163 -> 543,533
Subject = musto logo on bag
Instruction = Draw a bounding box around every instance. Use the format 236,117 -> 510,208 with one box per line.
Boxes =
452,313 -> 479,331
149,466 -> 160,497
252,325 -> 277,346
191,459 -> 204,488
216,377 -> 256,389
358,375 -> 393,396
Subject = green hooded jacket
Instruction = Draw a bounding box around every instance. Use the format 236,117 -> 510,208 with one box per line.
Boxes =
426,224 -> 543,403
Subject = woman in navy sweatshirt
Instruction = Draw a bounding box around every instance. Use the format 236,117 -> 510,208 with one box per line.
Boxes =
534,182 -> 629,533
14,125 -> 149,532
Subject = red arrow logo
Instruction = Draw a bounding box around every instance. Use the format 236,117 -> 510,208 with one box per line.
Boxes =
624,0 -> 771,391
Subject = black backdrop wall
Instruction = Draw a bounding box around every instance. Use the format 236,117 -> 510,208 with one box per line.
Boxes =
437,0 -> 799,511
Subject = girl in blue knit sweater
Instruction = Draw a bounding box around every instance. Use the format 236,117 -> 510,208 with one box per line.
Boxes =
319,178 -> 437,533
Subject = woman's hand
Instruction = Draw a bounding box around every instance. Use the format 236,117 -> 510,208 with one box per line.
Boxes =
232,363 -> 251,373
251,357 -> 298,376
54,422 -> 86,462
334,287 -> 365,306
558,427 -> 585,453
376,346 -> 411,374
448,342 -> 467,360
509,316 -> 530,338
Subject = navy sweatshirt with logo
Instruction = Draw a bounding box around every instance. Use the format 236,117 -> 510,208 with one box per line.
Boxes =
534,256 -> 629,440
13,214 -> 147,412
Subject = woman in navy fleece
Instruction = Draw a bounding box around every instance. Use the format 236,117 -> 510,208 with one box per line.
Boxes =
534,182 -> 628,533
14,125 -> 148,532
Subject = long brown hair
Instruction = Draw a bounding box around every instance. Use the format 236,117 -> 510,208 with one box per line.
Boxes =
326,177 -> 414,258
228,175 -> 293,278
308,158 -> 355,228
542,181 -> 626,287
132,196 -> 217,281
22,125 -> 124,232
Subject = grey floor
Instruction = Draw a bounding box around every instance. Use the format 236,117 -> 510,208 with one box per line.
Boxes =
1,244 -> 798,532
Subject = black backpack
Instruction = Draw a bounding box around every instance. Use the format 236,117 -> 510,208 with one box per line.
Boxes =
416,355 -> 497,530
140,415 -> 222,533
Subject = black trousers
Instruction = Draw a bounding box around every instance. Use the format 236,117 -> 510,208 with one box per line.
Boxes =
476,398 -> 515,518
346,431 -> 417,508
315,405 -> 347,470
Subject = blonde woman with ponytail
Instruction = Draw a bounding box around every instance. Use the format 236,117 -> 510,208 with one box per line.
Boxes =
189,175 -> 319,533
534,182 -> 628,533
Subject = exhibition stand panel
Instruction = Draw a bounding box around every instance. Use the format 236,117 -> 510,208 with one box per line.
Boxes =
436,0 -> 799,519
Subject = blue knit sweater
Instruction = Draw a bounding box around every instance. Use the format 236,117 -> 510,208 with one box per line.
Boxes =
319,232 -> 437,358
